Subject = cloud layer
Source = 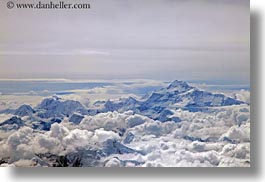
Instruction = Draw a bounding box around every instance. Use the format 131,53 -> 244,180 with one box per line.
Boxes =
0,104 -> 250,167
0,0 -> 249,82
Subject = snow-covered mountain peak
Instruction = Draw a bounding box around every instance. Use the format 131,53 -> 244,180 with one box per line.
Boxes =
37,96 -> 88,118
14,104 -> 35,117
165,80 -> 194,93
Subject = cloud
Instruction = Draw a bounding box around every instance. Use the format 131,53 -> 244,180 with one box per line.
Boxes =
0,0 -> 249,81
86,86 -> 124,95
62,129 -> 93,153
220,123 -> 250,142
0,49 -> 110,56
0,98 -> 250,167
232,90 -> 250,103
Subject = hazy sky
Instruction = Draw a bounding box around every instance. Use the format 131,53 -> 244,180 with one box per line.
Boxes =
0,0 -> 249,83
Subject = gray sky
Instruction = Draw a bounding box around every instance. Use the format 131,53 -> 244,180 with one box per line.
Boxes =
0,0 -> 249,83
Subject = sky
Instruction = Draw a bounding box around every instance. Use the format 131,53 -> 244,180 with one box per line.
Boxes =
0,0 -> 250,83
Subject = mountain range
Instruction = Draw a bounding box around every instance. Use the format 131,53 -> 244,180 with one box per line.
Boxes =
0,80 -> 245,131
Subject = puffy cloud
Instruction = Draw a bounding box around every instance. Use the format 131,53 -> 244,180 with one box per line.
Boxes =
174,149 -> 220,167
220,143 -> 250,159
0,99 -> 250,167
171,105 -> 250,140
63,129 -> 93,150
220,123 -> 250,143
80,111 -> 127,131
33,134 -> 62,155
233,90 -> 250,103
104,157 -> 122,167
49,123 -> 69,140
91,129 -> 120,144
5,127 -> 34,162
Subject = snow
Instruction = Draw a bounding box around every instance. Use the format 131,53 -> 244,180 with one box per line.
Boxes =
0,80 -> 250,167
14,105 -> 35,117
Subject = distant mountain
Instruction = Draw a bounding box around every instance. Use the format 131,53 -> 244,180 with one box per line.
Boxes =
0,80 -> 245,131
103,97 -> 141,112
0,116 -> 25,131
95,80 -> 245,121
69,113 -> 84,124
14,104 -> 35,117
37,95 -> 88,118
0,96 -> 87,131
139,80 -> 244,110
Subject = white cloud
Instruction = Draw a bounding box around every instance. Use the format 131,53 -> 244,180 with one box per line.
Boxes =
233,90 -> 250,103
0,49 -> 110,56
0,92 -> 250,167
220,123 -> 250,142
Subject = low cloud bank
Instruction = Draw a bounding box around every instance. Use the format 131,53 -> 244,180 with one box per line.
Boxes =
0,104 -> 250,167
